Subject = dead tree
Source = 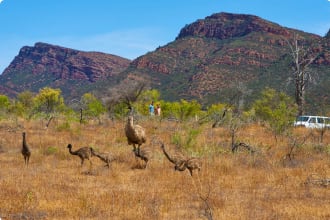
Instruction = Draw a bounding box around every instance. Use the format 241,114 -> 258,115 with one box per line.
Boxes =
286,33 -> 319,115
101,79 -> 147,115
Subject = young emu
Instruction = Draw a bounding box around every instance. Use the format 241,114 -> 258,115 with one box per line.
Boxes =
175,157 -> 202,176
160,143 -> 201,176
91,148 -> 115,168
133,146 -> 152,169
21,132 -> 31,166
67,144 -> 93,167
160,143 -> 186,168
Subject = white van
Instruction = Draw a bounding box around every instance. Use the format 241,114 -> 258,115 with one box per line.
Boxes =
294,115 -> 330,129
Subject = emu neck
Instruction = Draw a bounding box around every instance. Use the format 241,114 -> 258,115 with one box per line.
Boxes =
161,145 -> 176,164
23,135 -> 28,149
68,148 -> 77,155
127,118 -> 134,129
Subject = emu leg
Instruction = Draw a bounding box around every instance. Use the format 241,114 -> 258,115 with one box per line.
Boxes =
188,168 -> 193,176
143,159 -> 148,169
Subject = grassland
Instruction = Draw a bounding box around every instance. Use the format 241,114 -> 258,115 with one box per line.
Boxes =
0,117 -> 329,220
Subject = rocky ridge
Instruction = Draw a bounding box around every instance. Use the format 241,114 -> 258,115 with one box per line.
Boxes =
2,42 -> 131,82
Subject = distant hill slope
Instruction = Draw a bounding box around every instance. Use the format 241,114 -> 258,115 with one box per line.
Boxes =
0,42 -> 131,99
110,12 -> 330,112
0,12 -> 329,113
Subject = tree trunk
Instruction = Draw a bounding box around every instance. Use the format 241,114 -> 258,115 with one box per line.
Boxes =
287,33 -> 316,116
295,73 -> 305,116
80,108 -> 83,124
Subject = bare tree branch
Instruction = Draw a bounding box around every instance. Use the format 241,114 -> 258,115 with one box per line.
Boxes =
285,33 -> 320,115
100,78 -> 149,114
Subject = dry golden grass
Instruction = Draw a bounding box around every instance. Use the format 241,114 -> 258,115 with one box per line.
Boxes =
0,118 -> 329,219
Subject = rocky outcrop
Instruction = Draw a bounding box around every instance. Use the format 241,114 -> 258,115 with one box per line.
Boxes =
176,12 -> 291,40
2,42 -> 131,82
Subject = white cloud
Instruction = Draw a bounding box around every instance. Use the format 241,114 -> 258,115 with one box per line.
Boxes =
0,0 -> 4,4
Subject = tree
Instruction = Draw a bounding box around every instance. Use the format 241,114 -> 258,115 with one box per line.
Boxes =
286,33 -> 319,115
172,99 -> 201,122
253,88 -> 297,141
0,94 -> 11,117
197,102 -> 227,126
16,91 -> 35,118
101,78 -> 148,117
33,87 -> 65,126
80,93 -> 106,123
34,87 -> 65,114
18,91 -> 34,109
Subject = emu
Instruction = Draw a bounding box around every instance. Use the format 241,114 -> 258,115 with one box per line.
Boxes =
160,143 -> 186,168
91,148 -> 115,168
21,132 -> 31,166
175,157 -> 202,176
125,115 -> 146,154
67,144 -> 93,167
160,143 -> 201,176
132,146 -> 152,169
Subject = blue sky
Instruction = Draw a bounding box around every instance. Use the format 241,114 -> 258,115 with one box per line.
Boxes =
0,0 -> 329,73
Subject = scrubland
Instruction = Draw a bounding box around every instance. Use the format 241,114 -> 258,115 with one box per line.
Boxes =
0,117 -> 329,220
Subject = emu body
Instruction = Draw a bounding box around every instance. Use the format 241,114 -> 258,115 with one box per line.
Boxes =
67,144 -> 93,167
125,115 -> 146,153
133,146 -> 152,168
91,148 -> 114,168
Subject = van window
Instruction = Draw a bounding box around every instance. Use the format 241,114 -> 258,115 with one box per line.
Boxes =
317,118 -> 324,123
309,118 -> 316,123
297,116 -> 309,122
325,118 -> 330,125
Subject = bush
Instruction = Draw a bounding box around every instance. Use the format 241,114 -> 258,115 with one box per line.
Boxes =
253,88 -> 297,139
44,146 -> 58,155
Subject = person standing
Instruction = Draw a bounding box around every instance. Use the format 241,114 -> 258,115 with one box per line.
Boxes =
156,104 -> 161,116
149,102 -> 155,116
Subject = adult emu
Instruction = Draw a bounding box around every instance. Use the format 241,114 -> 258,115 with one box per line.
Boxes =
21,132 -> 31,166
125,115 -> 146,153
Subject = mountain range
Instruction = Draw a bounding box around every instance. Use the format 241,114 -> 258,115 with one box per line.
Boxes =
1,12 -> 329,113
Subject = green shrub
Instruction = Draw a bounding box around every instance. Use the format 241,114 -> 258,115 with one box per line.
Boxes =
44,146 -> 58,155
56,121 -> 71,131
